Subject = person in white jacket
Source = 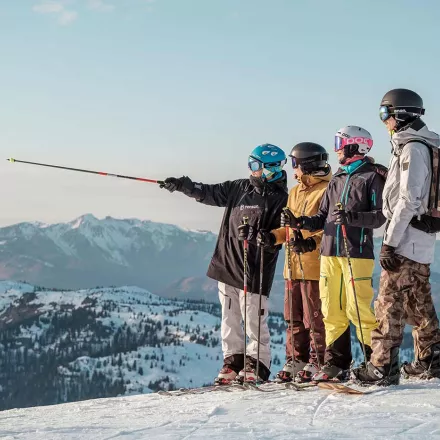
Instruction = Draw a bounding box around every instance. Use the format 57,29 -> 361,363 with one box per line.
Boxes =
353,89 -> 440,386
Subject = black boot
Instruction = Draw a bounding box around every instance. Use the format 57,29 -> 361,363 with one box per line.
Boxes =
401,343 -> 440,379
357,344 -> 373,369
351,347 -> 400,386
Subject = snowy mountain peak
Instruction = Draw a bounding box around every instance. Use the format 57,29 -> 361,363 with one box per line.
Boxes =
69,213 -> 100,229
0,215 -> 217,292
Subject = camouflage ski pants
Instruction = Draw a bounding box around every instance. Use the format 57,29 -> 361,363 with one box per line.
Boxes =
371,255 -> 440,366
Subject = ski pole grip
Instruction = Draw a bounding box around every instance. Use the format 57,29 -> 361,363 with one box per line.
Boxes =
335,202 -> 344,211
242,215 -> 249,225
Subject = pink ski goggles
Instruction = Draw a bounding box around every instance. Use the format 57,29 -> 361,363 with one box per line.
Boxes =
334,136 -> 373,152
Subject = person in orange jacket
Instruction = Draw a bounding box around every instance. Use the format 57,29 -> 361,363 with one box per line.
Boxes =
259,142 -> 331,382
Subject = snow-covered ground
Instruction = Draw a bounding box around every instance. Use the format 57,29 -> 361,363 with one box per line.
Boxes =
1,379 -> 440,439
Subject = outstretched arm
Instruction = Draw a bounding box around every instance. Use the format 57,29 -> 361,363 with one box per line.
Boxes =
160,176 -> 234,207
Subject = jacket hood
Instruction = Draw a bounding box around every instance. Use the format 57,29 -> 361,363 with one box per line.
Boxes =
391,120 -> 440,154
299,167 -> 332,188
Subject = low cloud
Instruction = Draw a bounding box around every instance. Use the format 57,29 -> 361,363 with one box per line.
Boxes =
32,0 -> 156,25
33,2 -> 64,13
59,10 -> 79,25
32,1 -> 78,25
87,0 -> 115,12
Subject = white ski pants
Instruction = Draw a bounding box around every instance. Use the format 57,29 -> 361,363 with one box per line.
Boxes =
218,282 -> 271,369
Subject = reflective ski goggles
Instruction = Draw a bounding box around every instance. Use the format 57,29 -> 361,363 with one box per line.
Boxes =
248,156 -> 286,172
290,153 -> 328,169
380,105 -> 425,122
379,105 -> 392,122
334,135 -> 373,152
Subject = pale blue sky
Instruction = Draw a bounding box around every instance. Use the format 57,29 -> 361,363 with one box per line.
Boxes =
1,0 -> 440,231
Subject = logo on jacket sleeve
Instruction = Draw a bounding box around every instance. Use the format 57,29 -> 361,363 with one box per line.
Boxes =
240,205 -> 261,211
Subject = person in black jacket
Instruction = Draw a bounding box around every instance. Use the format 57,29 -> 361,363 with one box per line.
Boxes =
282,126 -> 387,382
160,144 -> 288,383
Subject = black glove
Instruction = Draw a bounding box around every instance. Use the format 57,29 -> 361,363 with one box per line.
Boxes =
238,223 -> 255,241
332,209 -> 352,226
280,208 -> 303,228
256,230 -> 276,247
379,244 -> 399,272
160,176 -> 194,193
290,233 -> 316,254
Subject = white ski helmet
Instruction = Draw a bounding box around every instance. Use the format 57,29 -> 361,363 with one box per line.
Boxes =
334,126 -> 373,157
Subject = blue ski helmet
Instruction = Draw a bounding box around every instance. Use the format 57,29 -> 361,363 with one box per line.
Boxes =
248,144 -> 287,181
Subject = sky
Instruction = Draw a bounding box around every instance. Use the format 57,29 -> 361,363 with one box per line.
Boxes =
1,0 -> 440,232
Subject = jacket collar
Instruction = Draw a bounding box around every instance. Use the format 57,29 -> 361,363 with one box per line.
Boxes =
334,158 -> 368,177
249,170 -> 288,195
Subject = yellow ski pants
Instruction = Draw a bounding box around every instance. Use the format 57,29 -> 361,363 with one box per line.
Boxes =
319,256 -> 378,347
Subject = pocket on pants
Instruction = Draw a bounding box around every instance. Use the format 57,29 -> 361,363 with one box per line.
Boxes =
352,277 -> 374,302
219,290 -> 232,310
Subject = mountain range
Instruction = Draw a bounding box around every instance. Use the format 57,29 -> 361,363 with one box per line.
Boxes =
1,215 -> 439,314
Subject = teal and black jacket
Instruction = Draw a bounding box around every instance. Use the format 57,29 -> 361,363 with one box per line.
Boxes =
300,158 -> 386,259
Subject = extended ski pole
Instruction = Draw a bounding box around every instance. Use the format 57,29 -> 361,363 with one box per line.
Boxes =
335,202 -> 368,365
242,216 -> 249,384
256,243 -> 264,384
283,208 -> 296,376
7,158 -> 164,185
293,229 -> 322,370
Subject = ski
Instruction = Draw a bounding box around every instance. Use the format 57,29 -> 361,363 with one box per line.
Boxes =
240,381 -> 317,392
317,382 -> 366,395
284,381 -> 317,390
157,378 -> 334,397
157,383 -> 247,397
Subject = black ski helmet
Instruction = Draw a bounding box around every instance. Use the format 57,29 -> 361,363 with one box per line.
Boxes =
380,88 -> 425,130
289,142 -> 329,175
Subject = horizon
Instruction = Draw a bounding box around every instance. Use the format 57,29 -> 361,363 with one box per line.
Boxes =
0,210 -> 389,237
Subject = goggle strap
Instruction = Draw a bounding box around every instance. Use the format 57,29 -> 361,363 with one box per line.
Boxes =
291,153 -> 328,165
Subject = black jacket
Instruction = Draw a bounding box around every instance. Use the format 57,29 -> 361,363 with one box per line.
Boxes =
301,159 -> 386,259
180,173 -> 288,296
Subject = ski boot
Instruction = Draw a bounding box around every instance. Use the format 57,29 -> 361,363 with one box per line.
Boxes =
214,355 -> 244,385
401,343 -> 440,380
214,366 -> 238,386
295,362 -> 319,383
311,362 -> 349,382
274,358 -> 306,383
351,347 -> 400,386
236,357 -> 270,384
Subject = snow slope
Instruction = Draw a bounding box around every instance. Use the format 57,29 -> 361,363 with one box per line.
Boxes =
1,379 -> 440,439
0,281 -> 289,409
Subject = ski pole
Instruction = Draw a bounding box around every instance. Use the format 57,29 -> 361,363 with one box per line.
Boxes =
7,158 -> 164,185
283,208 -> 296,376
293,229 -> 322,370
335,202 -> 368,365
242,216 -> 249,384
256,243 -> 264,384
